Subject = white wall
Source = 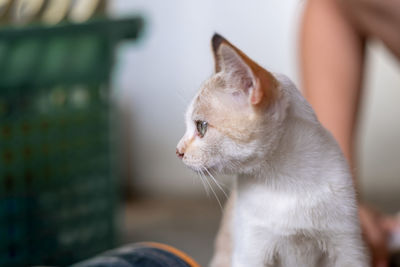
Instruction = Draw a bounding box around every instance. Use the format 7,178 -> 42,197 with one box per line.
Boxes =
358,44 -> 400,212
109,1 -> 400,206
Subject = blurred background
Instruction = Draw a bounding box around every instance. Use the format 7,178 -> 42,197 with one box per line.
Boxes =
0,0 -> 399,266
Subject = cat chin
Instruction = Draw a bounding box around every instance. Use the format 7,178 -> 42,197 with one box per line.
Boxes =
184,162 -> 222,175
183,163 -> 208,173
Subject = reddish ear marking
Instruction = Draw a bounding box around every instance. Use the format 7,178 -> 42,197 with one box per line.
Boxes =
250,79 -> 264,105
211,33 -> 279,108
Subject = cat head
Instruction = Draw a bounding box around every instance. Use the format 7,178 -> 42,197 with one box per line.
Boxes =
176,34 -> 288,175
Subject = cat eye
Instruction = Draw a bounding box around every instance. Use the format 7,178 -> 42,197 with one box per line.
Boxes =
196,120 -> 208,137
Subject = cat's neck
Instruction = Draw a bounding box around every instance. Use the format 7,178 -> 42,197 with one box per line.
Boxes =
237,120 -> 321,190
237,86 -> 340,194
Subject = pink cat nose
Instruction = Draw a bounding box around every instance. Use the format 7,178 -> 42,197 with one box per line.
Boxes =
176,148 -> 184,158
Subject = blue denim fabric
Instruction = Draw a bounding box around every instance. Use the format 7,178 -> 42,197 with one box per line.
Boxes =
72,244 -> 193,267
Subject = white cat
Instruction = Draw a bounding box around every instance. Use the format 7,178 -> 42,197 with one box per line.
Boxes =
176,34 -> 368,267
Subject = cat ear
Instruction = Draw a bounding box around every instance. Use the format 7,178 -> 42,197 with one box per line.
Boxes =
211,33 -> 278,107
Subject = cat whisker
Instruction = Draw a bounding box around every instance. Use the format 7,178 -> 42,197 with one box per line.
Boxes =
210,169 -> 231,192
203,167 -> 228,199
198,169 -> 213,199
196,170 -> 210,196
200,169 -> 223,210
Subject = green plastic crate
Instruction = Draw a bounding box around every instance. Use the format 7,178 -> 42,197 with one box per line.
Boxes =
0,18 -> 143,266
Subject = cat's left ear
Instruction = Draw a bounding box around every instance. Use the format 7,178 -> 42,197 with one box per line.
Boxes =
211,33 -> 278,107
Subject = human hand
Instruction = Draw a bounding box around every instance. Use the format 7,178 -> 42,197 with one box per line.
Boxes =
359,204 -> 398,267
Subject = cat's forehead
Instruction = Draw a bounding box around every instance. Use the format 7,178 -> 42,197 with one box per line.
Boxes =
184,74 -> 259,142
202,74 -> 226,90
187,75 -> 226,118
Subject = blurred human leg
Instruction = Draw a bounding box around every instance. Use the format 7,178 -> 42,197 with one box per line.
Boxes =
299,0 -> 400,266
300,0 -> 365,175
337,0 -> 400,59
